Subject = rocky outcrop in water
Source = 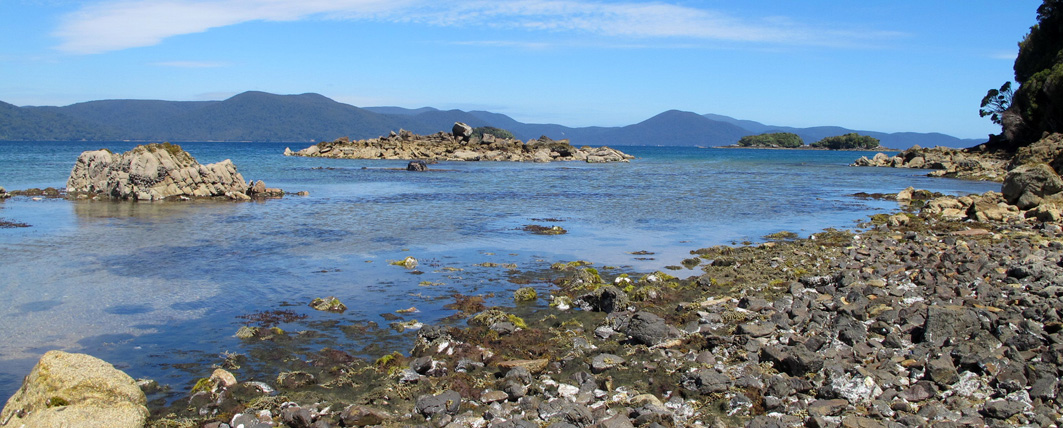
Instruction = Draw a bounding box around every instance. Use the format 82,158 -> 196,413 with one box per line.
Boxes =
0,350 -> 148,428
286,123 -> 634,163
66,143 -> 282,201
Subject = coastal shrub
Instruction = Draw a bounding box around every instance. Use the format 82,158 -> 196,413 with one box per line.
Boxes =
736,132 -> 804,148
980,81 -> 1014,125
472,126 -> 516,140
811,133 -> 881,150
983,0 -> 1063,145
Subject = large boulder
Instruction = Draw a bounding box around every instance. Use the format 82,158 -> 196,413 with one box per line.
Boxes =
452,122 -> 473,142
1002,163 -> 1063,209
66,143 -> 251,201
0,350 -> 148,428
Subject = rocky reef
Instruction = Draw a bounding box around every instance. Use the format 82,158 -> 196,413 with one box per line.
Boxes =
66,143 -> 283,201
285,123 -> 634,163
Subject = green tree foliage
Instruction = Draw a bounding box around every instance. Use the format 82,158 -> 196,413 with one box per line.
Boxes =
810,133 -> 881,150
999,0 -> 1063,146
980,81 -> 1014,125
472,126 -> 516,140
1015,0 -> 1063,84
736,132 -> 803,148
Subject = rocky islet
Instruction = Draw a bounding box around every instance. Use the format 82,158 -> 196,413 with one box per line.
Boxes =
285,122 -> 634,163
65,142 -> 285,201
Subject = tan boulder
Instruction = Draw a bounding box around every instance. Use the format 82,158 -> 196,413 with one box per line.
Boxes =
0,351 -> 148,428
1002,163 -> 1063,209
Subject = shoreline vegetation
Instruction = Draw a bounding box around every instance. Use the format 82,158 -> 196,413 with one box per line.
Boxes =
714,145 -> 901,152
718,132 -> 896,151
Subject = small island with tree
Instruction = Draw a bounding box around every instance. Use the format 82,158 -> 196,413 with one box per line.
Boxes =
723,131 -> 888,150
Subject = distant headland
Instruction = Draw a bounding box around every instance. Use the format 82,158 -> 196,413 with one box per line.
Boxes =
0,92 -> 981,149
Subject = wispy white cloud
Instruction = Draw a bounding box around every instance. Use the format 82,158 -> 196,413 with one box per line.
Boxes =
54,0 -> 408,54
989,51 -> 1017,61
449,40 -> 555,50
151,60 -> 230,68
54,0 -> 904,54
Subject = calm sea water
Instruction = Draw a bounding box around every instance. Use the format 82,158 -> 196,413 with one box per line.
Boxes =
0,142 -> 997,401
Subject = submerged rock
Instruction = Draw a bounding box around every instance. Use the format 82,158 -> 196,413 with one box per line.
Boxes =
309,296 -> 347,313
0,350 -> 148,428
406,160 -> 429,171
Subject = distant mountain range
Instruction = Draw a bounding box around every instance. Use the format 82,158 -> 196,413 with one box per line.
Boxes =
0,91 -> 983,149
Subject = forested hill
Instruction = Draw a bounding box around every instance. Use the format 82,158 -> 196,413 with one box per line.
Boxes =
2,91 -> 983,148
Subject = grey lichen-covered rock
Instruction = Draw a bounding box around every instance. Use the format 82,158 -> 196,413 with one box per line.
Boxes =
0,350 -> 148,428
289,124 -> 634,163
66,143 -> 256,201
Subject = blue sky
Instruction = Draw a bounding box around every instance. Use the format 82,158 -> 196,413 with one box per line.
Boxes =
0,1 -> 1043,139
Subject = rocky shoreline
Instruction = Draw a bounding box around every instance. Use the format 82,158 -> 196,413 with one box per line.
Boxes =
852,145 -> 1011,182
849,134 -> 1063,183
5,182 -> 1063,427
285,123 -> 634,163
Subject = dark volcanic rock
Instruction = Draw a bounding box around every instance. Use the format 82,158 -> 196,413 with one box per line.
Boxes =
682,369 -> 733,394
922,305 -> 980,347
415,389 -> 461,418
579,286 -> 629,313
406,160 -> 428,171
622,311 -> 674,346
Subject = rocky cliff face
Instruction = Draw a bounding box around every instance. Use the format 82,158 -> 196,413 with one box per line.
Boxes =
66,143 -> 275,201
286,123 -> 634,163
